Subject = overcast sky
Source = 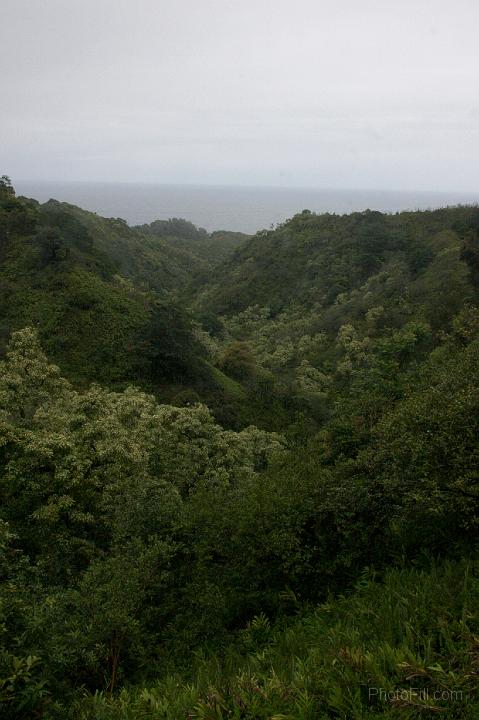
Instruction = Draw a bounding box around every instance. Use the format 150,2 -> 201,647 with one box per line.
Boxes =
2,0 -> 479,191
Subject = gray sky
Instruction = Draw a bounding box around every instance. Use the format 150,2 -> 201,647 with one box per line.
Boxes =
2,0 -> 479,191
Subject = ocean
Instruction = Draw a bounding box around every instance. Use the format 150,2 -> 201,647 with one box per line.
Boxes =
14,181 -> 479,235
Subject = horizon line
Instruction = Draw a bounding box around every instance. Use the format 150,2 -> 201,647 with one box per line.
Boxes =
12,178 -> 479,197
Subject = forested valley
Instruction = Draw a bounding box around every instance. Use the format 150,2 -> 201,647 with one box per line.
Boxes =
1,174 -> 479,719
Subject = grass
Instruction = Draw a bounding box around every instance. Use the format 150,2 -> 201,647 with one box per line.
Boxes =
67,558 -> 479,719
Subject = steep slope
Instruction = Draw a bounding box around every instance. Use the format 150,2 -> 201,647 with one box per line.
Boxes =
135,217 -> 249,289
196,206 -> 479,316
0,180 -> 206,386
192,206 -> 479,434
38,201 -> 216,296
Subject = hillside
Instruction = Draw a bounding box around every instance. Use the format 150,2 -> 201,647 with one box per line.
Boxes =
1,176 -> 478,719
0,180 -> 254,408
191,205 -> 479,438
135,217 -> 248,268
196,206 -> 479,315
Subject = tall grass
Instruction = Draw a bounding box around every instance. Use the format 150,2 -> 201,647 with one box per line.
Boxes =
70,559 -> 479,719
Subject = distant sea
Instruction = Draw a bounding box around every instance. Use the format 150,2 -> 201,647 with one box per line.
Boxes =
15,181 -> 479,234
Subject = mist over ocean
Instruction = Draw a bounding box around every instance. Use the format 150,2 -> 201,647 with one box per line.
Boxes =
15,181 -> 479,234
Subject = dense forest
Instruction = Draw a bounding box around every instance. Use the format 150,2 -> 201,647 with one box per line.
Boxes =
1,174 -> 478,719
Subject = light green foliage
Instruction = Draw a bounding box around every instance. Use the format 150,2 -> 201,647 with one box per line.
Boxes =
0,326 -> 70,424
0,327 -> 284,558
70,560 -> 479,719
293,360 -> 331,399
0,327 -> 285,707
336,322 -> 371,375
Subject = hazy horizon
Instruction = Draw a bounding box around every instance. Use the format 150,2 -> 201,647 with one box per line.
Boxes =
12,177 -> 479,195
15,179 -> 479,234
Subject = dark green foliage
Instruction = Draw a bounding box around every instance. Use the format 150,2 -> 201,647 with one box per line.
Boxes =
138,217 -> 208,241
197,205 -> 479,316
1,181 -> 479,717
219,341 -> 256,379
0,190 -> 214,390
137,218 -> 247,267
460,227 -> 479,288
71,560 -> 479,719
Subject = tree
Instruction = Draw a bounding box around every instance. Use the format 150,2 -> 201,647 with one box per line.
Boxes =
220,341 -> 256,380
0,175 -> 14,198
